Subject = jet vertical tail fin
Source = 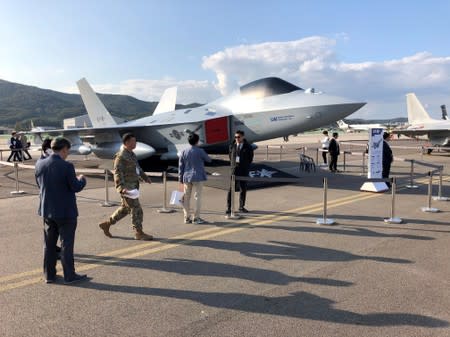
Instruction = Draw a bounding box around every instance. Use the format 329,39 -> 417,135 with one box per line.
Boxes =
406,93 -> 433,124
76,78 -> 117,127
153,87 -> 177,115
337,120 -> 349,130
441,104 -> 448,120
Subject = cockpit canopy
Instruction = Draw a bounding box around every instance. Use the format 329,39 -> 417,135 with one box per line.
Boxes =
240,77 -> 303,98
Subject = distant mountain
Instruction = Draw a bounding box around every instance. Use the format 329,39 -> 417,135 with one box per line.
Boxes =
0,79 -> 201,129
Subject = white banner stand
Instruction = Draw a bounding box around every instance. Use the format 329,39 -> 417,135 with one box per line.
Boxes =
360,128 -> 387,193
360,181 -> 389,193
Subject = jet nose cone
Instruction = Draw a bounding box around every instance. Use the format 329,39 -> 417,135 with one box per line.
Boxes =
346,102 -> 366,113
333,102 -> 366,118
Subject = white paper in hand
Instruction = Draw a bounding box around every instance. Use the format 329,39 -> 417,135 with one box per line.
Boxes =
123,189 -> 140,199
170,190 -> 184,206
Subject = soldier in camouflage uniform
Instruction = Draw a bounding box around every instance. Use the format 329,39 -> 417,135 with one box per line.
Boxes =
98,133 -> 153,240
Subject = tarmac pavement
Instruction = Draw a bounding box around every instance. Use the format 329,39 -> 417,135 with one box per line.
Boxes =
0,134 -> 449,337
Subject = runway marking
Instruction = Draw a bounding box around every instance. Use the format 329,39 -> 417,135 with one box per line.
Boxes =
0,176 -> 446,293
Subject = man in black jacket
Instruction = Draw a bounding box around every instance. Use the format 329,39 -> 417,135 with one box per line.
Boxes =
382,132 -> 393,187
7,131 -> 22,162
226,130 -> 254,216
328,132 -> 340,172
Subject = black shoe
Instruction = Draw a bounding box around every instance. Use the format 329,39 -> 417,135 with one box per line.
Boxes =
45,277 -> 56,284
225,210 -> 231,215
64,273 -> 87,285
239,207 -> 249,213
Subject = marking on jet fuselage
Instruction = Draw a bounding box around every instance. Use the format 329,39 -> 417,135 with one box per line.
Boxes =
270,115 -> 294,122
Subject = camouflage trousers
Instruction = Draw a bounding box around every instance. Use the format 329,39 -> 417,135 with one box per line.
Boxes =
109,196 -> 143,230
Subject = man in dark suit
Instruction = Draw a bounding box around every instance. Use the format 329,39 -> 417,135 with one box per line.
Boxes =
7,131 -> 22,162
382,132 -> 394,187
328,132 -> 340,172
226,130 -> 254,216
35,137 -> 87,284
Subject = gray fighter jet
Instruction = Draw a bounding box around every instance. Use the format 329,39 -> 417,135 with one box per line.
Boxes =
31,77 -> 366,163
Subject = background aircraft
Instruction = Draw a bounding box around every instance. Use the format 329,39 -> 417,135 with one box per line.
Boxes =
441,105 -> 448,120
29,77 -> 366,167
394,93 -> 450,153
336,119 -> 385,132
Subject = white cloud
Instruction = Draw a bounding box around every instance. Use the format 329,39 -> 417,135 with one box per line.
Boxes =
202,37 -> 337,95
202,37 -> 450,119
63,36 -> 450,119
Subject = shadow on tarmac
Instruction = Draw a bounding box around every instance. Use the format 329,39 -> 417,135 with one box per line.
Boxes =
246,223 -> 436,240
77,239 -> 412,267
72,281 -> 448,328
70,247 -> 445,327
234,210 -> 450,228
164,240 -> 413,263
75,255 -> 352,287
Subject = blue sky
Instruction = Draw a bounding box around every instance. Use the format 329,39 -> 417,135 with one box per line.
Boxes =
1,0 -> 450,119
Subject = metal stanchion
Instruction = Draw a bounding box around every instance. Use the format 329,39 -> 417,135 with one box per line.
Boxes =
265,145 -> 269,161
10,162 -> 25,195
316,148 -> 319,165
384,178 -> 402,224
361,152 -> 366,175
406,160 -> 418,189
158,171 -> 175,213
343,152 -> 346,172
279,146 -> 282,162
101,169 -> 114,207
421,172 -> 440,213
433,168 -> 449,201
227,175 -> 241,220
316,177 -> 335,225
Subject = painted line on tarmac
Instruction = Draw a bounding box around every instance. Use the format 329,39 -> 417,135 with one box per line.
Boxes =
0,225 -> 229,284
76,189 -> 391,262
0,190 -> 370,284
0,175 -> 445,293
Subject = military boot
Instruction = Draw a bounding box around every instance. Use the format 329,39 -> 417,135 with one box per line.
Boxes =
99,220 -> 113,238
134,228 -> 153,241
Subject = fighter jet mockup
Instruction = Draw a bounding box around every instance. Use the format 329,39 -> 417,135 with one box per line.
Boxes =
394,93 -> 450,153
30,77 -> 366,165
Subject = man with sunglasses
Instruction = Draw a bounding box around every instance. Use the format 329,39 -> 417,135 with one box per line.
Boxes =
226,130 -> 254,216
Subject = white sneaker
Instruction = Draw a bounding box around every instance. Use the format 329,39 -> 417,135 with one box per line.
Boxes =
184,217 -> 192,224
193,217 -> 206,224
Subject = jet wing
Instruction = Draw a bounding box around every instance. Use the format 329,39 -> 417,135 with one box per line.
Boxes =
27,105 -> 231,137
26,106 -> 233,159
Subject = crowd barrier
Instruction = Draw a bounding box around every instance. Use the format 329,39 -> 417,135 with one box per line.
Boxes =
0,156 -> 448,225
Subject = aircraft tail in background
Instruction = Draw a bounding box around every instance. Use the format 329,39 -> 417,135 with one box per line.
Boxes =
336,119 -> 349,130
441,104 -> 448,120
406,93 -> 433,124
76,78 -> 117,127
153,87 -> 177,115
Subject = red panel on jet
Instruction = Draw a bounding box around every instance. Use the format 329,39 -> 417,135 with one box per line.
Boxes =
204,117 -> 229,144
